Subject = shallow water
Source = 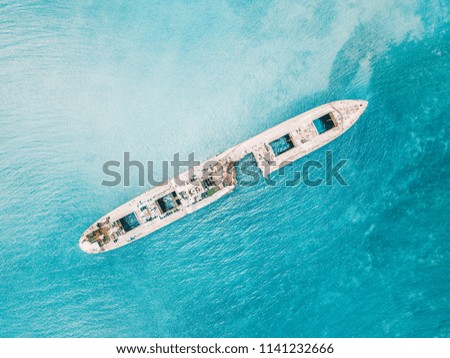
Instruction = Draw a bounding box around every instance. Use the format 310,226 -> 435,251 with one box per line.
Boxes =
0,1 -> 449,337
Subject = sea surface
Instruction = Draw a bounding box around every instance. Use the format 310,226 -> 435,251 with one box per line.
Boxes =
0,1 -> 449,337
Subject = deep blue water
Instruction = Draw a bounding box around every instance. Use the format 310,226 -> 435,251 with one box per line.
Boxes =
0,1 -> 449,337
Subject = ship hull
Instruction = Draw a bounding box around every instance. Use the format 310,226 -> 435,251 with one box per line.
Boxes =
80,100 -> 367,253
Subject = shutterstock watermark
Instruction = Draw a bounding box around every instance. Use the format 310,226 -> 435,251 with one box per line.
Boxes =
102,150 -> 349,188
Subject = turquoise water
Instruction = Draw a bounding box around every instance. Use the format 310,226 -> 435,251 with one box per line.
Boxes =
1,1 -> 449,337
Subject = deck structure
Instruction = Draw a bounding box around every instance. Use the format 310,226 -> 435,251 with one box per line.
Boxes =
80,100 -> 368,253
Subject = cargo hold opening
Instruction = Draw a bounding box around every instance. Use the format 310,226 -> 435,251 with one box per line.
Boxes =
269,134 -> 294,156
119,212 -> 140,232
313,113 -> 335,134
155,192 -> 179,214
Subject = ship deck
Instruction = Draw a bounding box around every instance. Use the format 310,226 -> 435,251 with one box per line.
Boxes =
80,100 -> 367,253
